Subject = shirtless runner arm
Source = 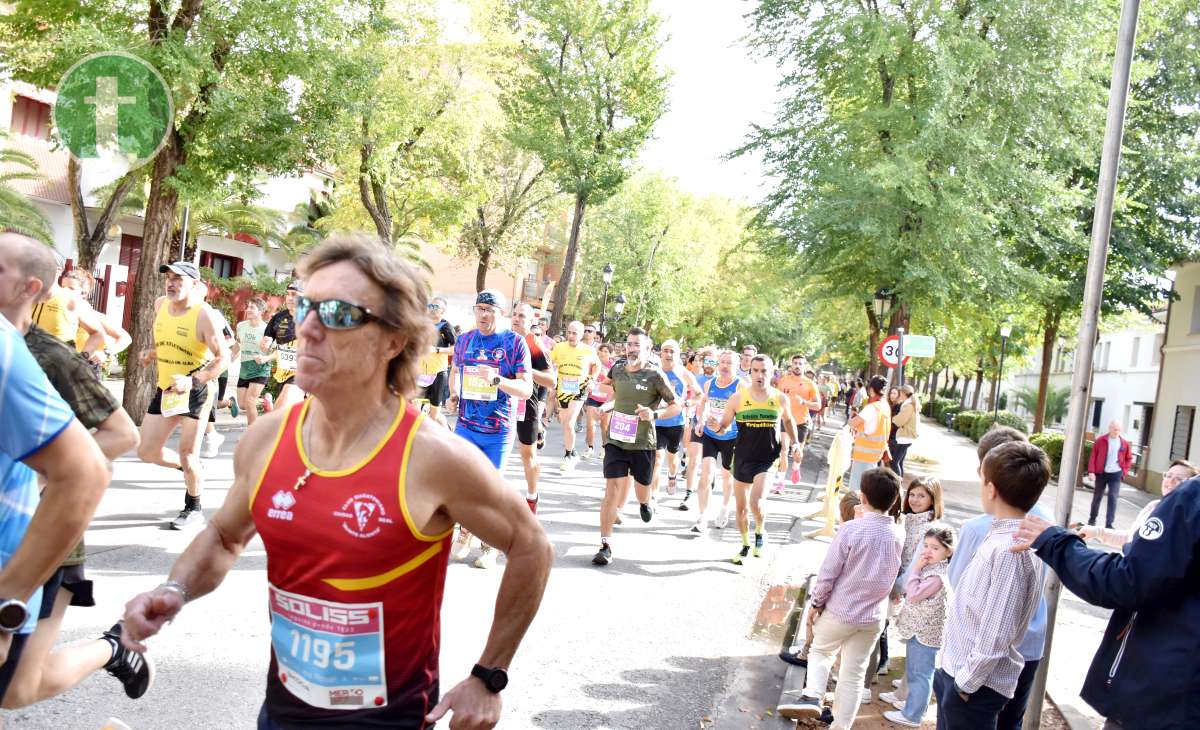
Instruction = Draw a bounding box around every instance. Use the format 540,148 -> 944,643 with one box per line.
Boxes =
408,423 -> 553,727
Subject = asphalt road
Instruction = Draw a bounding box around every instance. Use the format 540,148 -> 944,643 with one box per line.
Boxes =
9,400 -> 1142,729
10,406 -> 835,730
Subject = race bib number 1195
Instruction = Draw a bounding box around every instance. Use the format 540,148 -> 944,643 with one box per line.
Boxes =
269,585 -> 388,710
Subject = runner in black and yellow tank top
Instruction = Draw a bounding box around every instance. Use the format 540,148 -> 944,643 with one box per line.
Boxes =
712,355 -> 801,564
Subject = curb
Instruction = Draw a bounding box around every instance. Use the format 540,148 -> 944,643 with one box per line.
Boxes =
1049,691 -> 1096,730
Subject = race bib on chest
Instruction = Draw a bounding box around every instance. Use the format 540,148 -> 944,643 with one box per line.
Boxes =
708,398 -> 727,422
462,365 -> 498,401
609,411 -> 640,443
269,585 -> 387,711
560,376 -> 580,395
160,388 -> 189,417
277,346 -> 299,371
416,373 -> 437,388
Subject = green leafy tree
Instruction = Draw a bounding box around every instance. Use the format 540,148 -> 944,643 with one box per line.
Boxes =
739,0 -> 1107,369
2,0 -> 373,418
503,0 -> 669,334
452,132 -> 559,292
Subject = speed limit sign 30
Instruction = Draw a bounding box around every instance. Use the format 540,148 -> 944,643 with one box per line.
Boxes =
877,335 -> 911,368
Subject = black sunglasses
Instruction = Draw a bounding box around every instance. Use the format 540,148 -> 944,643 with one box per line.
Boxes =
296,296 -> 389,330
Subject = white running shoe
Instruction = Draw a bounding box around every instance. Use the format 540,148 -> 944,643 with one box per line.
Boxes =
690,517 -> 707,534
880,691 -> 905,709
883,710 -> 919,727
861,687 -> 873,704
585,447 -> 597,460
451,533 -> 472,561
560,453 -> 579,473
202,431 -> 224,458
473,547 -> 497,569
714,507 -> 729,529
891,679 -> 903,689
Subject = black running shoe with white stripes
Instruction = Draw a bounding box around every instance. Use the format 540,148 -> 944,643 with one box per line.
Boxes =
102,622 -> 155,699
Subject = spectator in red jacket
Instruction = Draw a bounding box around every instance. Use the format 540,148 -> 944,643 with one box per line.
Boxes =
1087,420 -> 1133,530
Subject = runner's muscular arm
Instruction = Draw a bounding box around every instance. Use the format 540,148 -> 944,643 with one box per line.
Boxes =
119,409 -> 281,652
189,307 -> 230,386
407,422 -> 553,727
497,369 -> 532,401
532,364 -> 557,390
71,295 -> 107,356
0,421 -> 110,627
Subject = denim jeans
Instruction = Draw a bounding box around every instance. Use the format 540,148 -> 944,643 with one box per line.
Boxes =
902,638 -> 938,722
848,459 -> 874,492
889,443 -> 911,478
1089,471 -> 1122,529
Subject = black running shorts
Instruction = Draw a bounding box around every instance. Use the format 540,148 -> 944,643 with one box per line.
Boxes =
796,423 -> 809,444
603,443 -> 655,486
147,379 -> 215,420
733,457 -> 777,485
701,433 -> 735,470
656,425 -> 684,454
238,375 -> 269,387
516,398 -> 543,446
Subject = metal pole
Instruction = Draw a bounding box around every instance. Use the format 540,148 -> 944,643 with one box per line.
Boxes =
994,336 -> 1007,424
1024,0 -> 1140,725
180,205 -> 190,262
599,279 -> 611,341
896,326 -> 906,387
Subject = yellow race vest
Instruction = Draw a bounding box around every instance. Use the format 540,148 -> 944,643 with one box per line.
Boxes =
153,302 -> 212,390
31,288 -> 79,342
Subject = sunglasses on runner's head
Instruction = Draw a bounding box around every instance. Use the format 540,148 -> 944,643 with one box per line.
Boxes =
296,296 -> 389,330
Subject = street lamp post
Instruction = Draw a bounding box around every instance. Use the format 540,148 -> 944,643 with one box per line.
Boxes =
993,323 -> 1012,423
872,289 -> 893,377
599,263 -> 614,340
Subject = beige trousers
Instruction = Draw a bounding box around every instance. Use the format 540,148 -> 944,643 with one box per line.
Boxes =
801,612 -> 885,730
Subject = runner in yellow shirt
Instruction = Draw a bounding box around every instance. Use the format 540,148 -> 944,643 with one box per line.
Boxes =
551,320 -> 598,473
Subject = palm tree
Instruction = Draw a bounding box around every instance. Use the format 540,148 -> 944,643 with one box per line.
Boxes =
0,129 -> 53,244
1015,384 -> 1070,427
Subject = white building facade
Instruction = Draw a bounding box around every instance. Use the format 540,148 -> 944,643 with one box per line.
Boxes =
1146,261 -> 1200,493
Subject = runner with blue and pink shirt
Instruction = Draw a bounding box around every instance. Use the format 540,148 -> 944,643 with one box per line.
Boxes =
448,289 -> 532,569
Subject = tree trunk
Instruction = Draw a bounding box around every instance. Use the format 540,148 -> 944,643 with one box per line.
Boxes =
68,158 -> 139,270
548,191 -> 587,335
865,302 -> 881,377
959,372 -> 969,408
1033,311 -> 1060,434
971,366 -> 984,411
475,247 -> 491,293
928,370 -> 940,401
122,136 -> 184,424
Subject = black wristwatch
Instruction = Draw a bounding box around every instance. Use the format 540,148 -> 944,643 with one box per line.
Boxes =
490,376 -> 502,386
0,598 -> 29,633
471,664 -> 509,693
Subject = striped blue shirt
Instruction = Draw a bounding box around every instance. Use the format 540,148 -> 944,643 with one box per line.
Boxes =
0,314 -> 74,632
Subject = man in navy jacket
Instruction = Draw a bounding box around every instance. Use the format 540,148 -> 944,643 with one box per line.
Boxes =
1012,477 -> 1200,730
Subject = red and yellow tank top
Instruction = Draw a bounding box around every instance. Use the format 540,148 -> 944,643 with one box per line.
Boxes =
250,398 -> 452,728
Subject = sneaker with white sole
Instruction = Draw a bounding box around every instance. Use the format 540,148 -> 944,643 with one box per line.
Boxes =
101,622 -> 155,699
883,710 -> 920,727
880,691 -> 905,708
861,687 -> 873,703
690,518 -> 706,534
777,694 -> 822,721
169,507 -> 204,530
891,679 -> 903,689
202,431 -> 224,458
714,507 -> 729,529
473,546 -> 497,569
560,452 -> 579,473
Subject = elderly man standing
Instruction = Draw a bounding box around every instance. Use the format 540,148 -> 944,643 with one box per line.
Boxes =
1087,420 -> 1132,530
122,236 -> 553,729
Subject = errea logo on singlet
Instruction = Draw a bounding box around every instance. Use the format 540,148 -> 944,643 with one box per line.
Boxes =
333,493 -> 394,539
269,490 -> 296,521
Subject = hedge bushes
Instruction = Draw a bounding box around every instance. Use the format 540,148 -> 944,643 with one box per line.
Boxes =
925,397 -> 959,422
952,410 -> 1030,442
1030,432 -> 1065,476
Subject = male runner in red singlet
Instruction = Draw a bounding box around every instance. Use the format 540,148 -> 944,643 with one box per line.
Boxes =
119,236 -> 554,729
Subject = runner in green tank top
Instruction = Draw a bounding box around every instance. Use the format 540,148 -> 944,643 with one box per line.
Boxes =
712,355 -> 800,564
